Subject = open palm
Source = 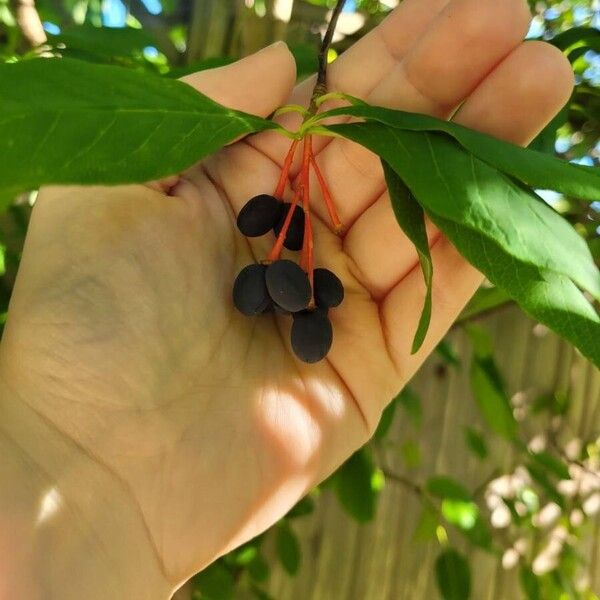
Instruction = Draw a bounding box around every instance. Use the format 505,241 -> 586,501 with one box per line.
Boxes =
0,0 -> 573,596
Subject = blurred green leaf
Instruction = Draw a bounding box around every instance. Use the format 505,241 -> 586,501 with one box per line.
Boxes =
530,451 -> 569,480
426,476 -> 471,502
464,427 -> 488,459
374,393 -> 399,440
467,331 -> 517,439
247,553 -> 270,584
192,562 -> 235,600
435,549 -> 471,600
334,448 -> 378,522
397,387 -> 422,429
276,521 -> 301,576
286,495 -> 316,519
435,339 -> 461,367
401,440 -> 421,469
441,499 -> 478,530
520,566 -> 541,600
526,461 -> 565,507
413,504 -> 439,542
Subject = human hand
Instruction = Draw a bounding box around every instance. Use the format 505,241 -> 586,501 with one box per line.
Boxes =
0,0 -> 573,597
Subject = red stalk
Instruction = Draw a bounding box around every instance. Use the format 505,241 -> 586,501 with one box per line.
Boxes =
310,155 -> 343,234
273,139 -> 299,199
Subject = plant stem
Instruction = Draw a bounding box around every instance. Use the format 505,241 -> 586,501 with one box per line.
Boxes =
309,0 -> 348,114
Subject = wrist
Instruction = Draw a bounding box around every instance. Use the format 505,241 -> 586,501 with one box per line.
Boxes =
0,373 -> 172,600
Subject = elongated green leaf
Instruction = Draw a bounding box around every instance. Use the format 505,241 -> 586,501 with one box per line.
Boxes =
373,393 -> 399,440
192,561 -> 235,600
433,215 -> 600,367
326,105 -> 600,203
550,26 -> 600,50
470,357 -> 517,439
332,123 -> 600,300
464,427 -> 488,459
0,59 -> 276,195
334,448 -> 378,522
426,476 -> 471,502
435,549 -> 471,600
382,161 -> 432,352
276,521 -> 301,576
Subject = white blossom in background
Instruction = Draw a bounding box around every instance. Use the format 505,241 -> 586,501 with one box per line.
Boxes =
570,508 -> 584,527
491,503 -> 512,529
583,492 -> 600,516
514,537 -> 530,556
502,548 -> 520,570
533,502 -> 561,528
565,437 -> 582,461
557,478 -> 579,497
528,434 -> 547,453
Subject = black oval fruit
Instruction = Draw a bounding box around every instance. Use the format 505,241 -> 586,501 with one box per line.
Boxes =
265,259 -> 311,312
273,204 -> 305,251
291,310 -> 333,363
233,264 -> 270,316
313,268 -> 344,308
237,194 -> 283,237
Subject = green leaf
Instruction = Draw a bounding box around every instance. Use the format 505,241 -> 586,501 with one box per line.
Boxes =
397,387 -> 422,429
334,448 -> 378,522
286,495 -> 316,519
401,440 -> 421,469
526,461 -> 564,507
469,353 -> 517,440
550,26 -> 600,51
435,549 -> 471,600
373,393 -> 399,440
0,244 -> 5,276
276,521 -> 301,576
326,105 -> 600,205
529,451 -> 569,480
192,562 -> 235,600
437,216 -> 600,367
0,59 -> 276,196
331,123 -> 600,301
247,553 -> 270,583
441,499 -> 479,530
426,476 -> 471,502
464,427 -> 488,459
382,161 -> 432,352
435,339 -> 461,367
413,504 -> 439,542
520,566 -> 541,600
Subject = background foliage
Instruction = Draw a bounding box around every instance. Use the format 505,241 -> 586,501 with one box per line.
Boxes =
0,0 -> 599,598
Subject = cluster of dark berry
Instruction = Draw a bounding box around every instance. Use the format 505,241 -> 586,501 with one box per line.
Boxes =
232,193 -> 344,363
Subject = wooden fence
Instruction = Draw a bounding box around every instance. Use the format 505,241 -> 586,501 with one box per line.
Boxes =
260,306 -> 600,599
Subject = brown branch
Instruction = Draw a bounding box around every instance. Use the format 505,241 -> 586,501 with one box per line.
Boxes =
309,0 -> 347,112
10,0 -> 46,49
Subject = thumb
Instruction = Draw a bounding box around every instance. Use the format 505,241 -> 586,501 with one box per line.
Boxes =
180,42 -> 297,117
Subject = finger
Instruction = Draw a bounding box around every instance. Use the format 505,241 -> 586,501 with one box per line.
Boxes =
181,41 -> 296,117
379,42 -> 574,379
305,0 -> 532,229
344,40 -> 575,297
248,0 -> 451,164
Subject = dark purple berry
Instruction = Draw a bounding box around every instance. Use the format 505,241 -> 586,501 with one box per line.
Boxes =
233,264 -> 270,316
237,194 -> 283,237
265,259 -> 311,313
313,268 -> 344,308
291,310 -> 333,363
273,204 -> 305,251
